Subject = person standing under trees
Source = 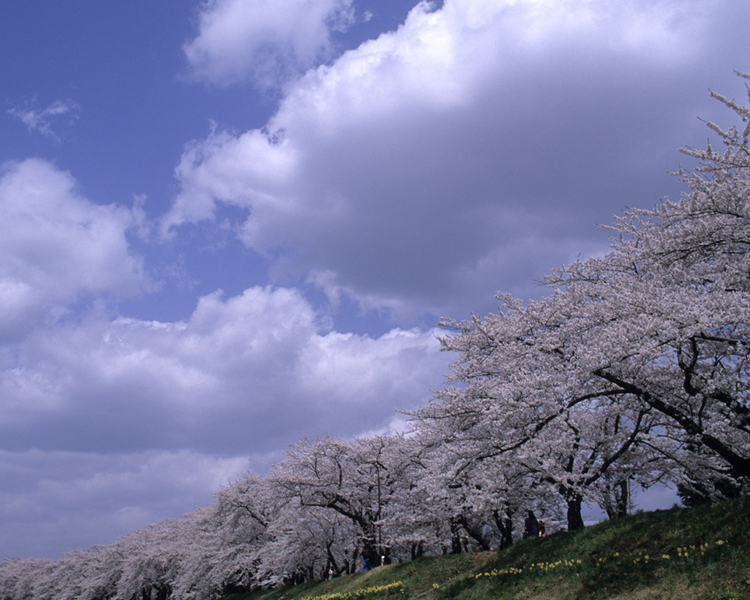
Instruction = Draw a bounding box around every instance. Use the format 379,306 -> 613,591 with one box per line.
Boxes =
524,510 -> 540,538
361,546 -> 374,572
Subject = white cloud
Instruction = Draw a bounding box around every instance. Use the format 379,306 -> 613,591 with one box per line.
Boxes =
0,159 -> 148,341
0,283 -> 448,557
0,285 -> 448,457
167,0 -> 749,321
8,99 -> 80,141
183,0 -> 356,87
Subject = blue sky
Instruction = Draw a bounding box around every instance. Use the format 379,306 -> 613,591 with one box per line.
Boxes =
0,0 -> 748,559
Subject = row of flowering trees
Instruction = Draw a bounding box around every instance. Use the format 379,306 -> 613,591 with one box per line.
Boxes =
0,435 -> 507,600
2,76 -> 749,600
428,75 -> 750,515
413,74 -> 750,525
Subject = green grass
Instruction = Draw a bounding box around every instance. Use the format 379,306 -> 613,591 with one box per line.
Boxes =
224,497 -> 750,600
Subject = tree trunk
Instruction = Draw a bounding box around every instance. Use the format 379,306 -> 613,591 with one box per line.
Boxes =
449,519 -> 464,554
493,508 -> 514,550
325,539 -> 339,575
410,540 -> 424,559
566,495 -> 585,531
458,515 -> 491,551
605,480 -> 629,519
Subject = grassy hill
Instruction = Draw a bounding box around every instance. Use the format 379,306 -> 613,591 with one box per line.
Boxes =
226,497 -> 750,600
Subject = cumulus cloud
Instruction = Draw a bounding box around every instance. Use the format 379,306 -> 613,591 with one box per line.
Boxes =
183,0 -> 356,87
0,285 -> 447,457
8,99 -> 81,141
0,159 -> 148,341
167,0 -> 750,322
0,156 -> 449,559
0,283 -> 447,557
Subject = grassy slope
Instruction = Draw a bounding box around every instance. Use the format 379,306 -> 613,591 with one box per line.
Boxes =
226,497 -> 750,600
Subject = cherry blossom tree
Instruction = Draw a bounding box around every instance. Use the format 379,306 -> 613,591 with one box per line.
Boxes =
0,545 -> 126,600
412,73 -> 750,527
412,294 -> 665,531
165,474 -> 281,599
0,558 -> 56,600
269,434 -> 403,568
545,73 -> 750,495
258,499 -> 359,585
